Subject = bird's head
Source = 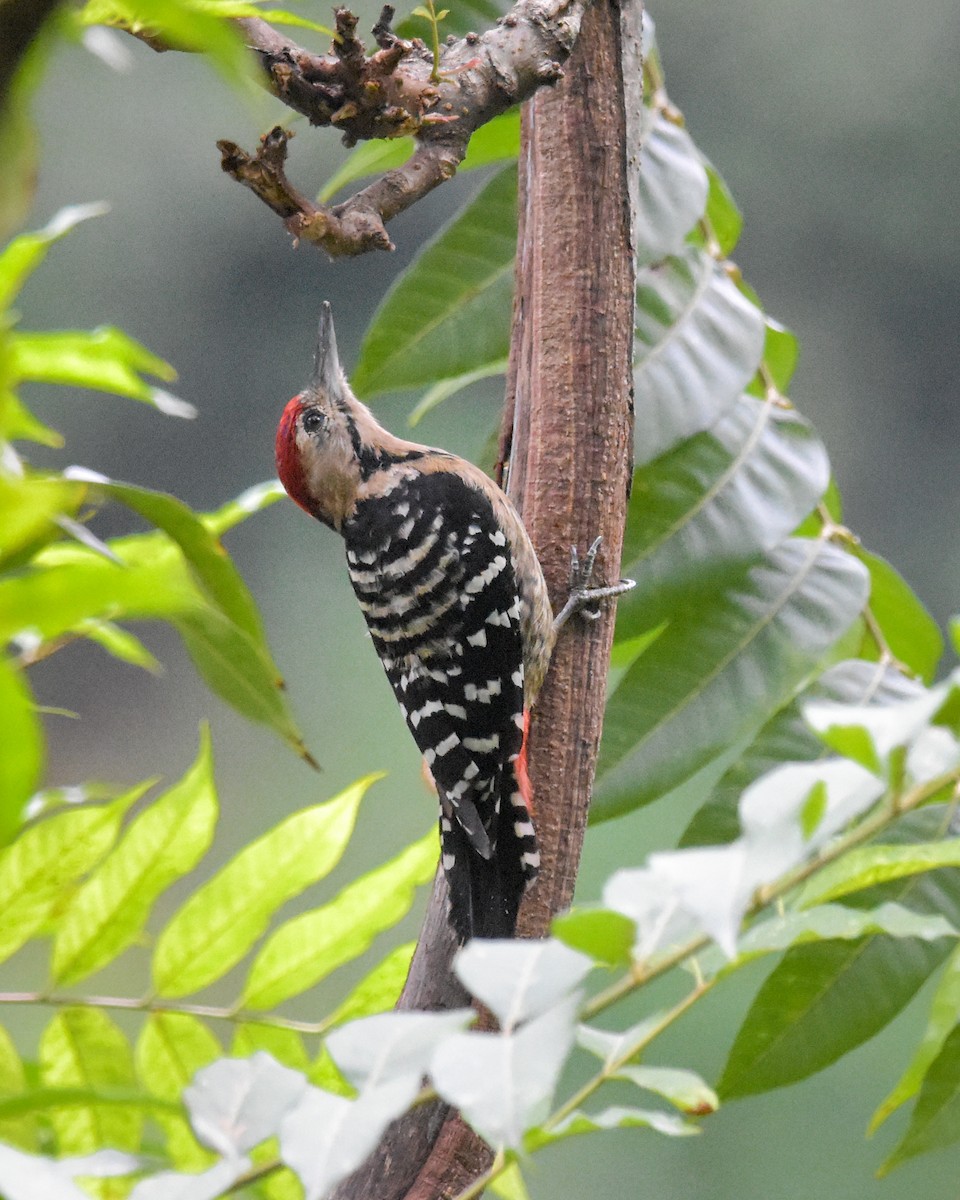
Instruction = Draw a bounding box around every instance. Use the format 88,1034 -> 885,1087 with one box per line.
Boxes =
275,302 -> 374,531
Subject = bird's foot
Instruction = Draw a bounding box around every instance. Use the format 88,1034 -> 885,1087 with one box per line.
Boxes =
553,537 -> 636,634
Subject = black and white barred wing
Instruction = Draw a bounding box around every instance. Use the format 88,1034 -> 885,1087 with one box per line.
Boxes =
343,470 -> 536,937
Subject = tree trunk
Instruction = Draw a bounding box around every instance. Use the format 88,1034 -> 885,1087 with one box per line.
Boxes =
333,1 -> 637,1194
505,0 -> 637,938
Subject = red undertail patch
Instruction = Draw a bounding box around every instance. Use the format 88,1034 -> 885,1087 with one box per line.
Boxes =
516,708 -> 533,817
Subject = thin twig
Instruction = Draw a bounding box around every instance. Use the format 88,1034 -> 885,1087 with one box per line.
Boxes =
0,990 -> 337,1036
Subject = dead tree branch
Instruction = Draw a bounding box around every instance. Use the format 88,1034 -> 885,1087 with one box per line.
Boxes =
132,0 -> 589,255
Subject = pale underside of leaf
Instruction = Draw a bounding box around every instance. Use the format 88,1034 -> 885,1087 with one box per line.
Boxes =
594,538 -> 870,821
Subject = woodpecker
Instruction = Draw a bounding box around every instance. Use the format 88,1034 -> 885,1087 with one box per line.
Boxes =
276,304 -> 630,941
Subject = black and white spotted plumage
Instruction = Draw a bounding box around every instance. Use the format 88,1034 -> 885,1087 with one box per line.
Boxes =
275,304 -> 551,940
344,471 -> 539,939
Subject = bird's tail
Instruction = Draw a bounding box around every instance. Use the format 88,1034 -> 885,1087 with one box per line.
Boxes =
442,717 -> 540,941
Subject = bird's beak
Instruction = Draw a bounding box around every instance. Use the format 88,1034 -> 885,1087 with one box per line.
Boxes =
311,301 -> 344,397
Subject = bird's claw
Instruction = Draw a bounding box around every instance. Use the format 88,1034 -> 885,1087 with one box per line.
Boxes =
553,536 -> 636,634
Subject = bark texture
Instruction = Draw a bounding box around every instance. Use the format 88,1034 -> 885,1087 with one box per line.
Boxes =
506,0 -> 636,937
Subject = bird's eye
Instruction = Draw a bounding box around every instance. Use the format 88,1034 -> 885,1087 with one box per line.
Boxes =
302,407 -> 326,434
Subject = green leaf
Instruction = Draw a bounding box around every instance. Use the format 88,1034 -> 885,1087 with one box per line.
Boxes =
0,533 -> 200,645
76,0 -> 257,90
719,936 -> 936,1100
104,478 -> 306,753
9,327 -> 193,416
319,109 -> 520,204
615,1065 -> 718,1115
319,140 -> 414,204
39,1008 -> 141,1155
801,841 -> 960,908
461,108 -> 521,169
135,1012 -> 221,1169
617,395 -> 829,631
431,995 -> 579,1148
855,548 -> 943,682
681,660 -> 922,848
804,683 -> 950,778
0,786 -> 144,963
0,204 -> 110,311
454,940 -> 592,1030
328,1010 -> 474,1092
609,624 -> 667,672
5,481 -> 308,756
395,0 -> 503,37
191,1 -> 331,34
525,1105 -> 699,1149
0,19 -> 53,241
0,657 -> 43,845
880,1022 -> 960,1174
77,618 -> 162,672
799,779 -> 828,838
717,808 -> 960,1099
352,167 -> 516,397
593,539 -> 869,822
635,108 -> 709,266
816,723 -> 883,775
232,1024 -> 311,1073
0,386 -> 64,447
871,943 -> 960,1134
280,1076 -> 419,1196
634,246 -> 766,463
241,827 -> 436,1009
490,1161 -> 531,1200
51,729 -> 218,985
408,359 -> 508,427
201,478 -> 285,537
0,1025 -> 34,1151
760,319 -> 799,393
703,165 -> 743,257
174,605 -> 313,762
551,906 -> 636,967
325,940 -> 418,1027
151,775 -> 377,997
726,902 -> 957,967
88,480 -> 264,639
